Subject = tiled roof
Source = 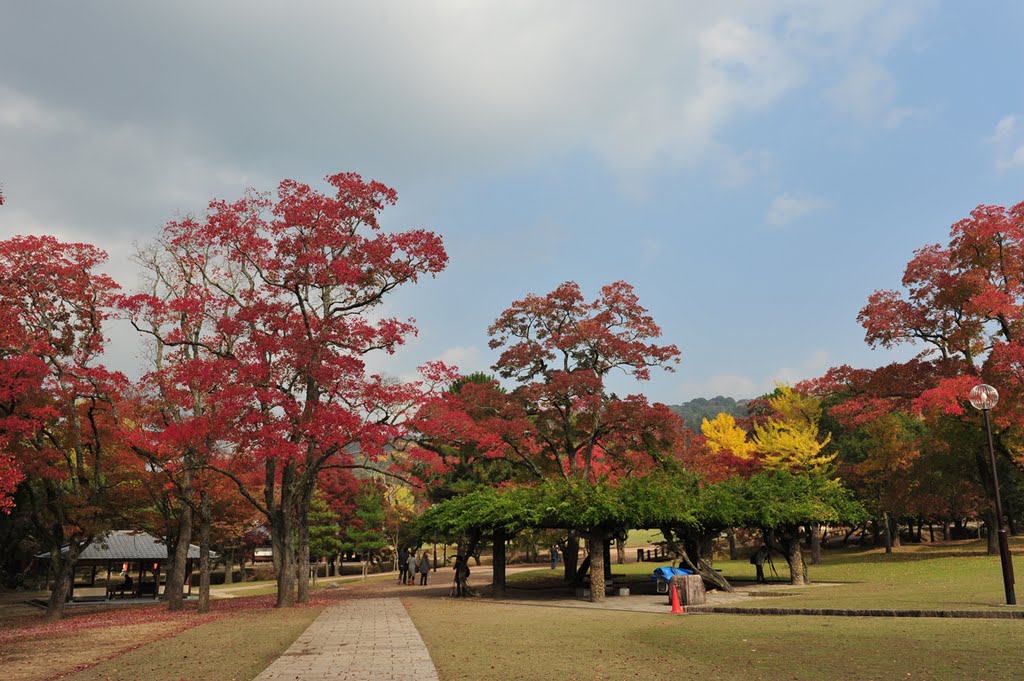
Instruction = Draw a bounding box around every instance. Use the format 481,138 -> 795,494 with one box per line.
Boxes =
44,530 -> 207,561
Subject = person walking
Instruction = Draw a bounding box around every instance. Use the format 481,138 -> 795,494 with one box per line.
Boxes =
406,549 -> 418,585
398,548 -> 409,585
418,550 -> 431,586
550,544 -> 560,570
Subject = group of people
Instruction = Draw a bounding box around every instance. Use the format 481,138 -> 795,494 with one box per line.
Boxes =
396,548 -> 472,596
397,548 -> 432,586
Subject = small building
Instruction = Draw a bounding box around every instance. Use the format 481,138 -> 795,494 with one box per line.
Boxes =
42,530 -> 210,602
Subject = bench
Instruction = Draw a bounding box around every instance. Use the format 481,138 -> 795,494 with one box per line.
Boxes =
107,583 -> 133,599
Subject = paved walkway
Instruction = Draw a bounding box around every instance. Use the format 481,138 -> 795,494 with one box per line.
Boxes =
253,597 -> 438,681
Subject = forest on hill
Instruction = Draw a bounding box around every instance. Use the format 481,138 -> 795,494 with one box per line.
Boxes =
668,396 -> 750,430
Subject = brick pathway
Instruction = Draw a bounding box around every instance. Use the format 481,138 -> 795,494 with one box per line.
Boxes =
253,597 -> 439,681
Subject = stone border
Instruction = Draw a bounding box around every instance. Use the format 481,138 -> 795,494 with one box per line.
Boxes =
688,605 -> 1024,619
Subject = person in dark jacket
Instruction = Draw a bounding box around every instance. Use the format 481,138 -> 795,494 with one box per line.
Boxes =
398,548 -> 409,585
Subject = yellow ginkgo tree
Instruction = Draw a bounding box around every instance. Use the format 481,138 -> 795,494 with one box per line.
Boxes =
751,384 -> 837,566
752,384 -> 836,473
701,412 -> 755,459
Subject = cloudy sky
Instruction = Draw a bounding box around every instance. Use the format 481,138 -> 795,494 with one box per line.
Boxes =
3,1 -> 1024,404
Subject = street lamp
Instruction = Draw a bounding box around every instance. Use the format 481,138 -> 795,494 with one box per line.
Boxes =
968,384 -> 1016,605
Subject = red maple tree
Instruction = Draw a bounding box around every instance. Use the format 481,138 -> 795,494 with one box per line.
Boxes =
813,202 -> 1024,553
122,173 -> 448,607
414,281 -> 684,602
0,235 -> 137,620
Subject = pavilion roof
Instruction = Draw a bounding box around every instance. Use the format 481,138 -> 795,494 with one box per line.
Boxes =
41,530 -> 207,561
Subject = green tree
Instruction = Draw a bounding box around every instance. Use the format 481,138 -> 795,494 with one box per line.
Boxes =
342,484 -> 387,579
307,492 -> 342,583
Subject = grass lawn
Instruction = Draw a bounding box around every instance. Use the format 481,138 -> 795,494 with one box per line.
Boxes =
717,538 -> 1024,611
626,529 -> 665,546
4,538 -> 1024,681
65,605 -> 321,681
511,537 -> 1024,612
405,597 -> 1024,681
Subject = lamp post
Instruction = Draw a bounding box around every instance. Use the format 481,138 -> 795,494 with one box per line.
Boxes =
968,384 -> 1016,605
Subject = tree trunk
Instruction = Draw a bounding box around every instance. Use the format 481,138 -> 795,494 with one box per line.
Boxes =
46,536 -> 82,621
891,516 -> 902,548
273,463 -> 297,608
296,487 -> 311,604
615,535 -> 625,565
603,537 -> 612,578
727,529 -> 737,561
986,510 -> 999,555
224,549 -> 235,585
882,513 -> 893,554
562,532 -> 579,583
588,528 -> 606,603
782,530 -> 808,586
810,523 -> 822,565
165,497 -> 193,611
197,493 -> 212,613
660,525 -> 734,593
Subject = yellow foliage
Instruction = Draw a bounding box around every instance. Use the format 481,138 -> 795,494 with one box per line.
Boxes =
752,384 -> 836,473
701,413 -> 755,459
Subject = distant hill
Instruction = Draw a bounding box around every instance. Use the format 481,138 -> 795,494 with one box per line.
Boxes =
667,396 -> 750,430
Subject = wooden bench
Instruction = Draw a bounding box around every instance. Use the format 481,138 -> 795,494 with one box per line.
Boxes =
107,583 -> 133,599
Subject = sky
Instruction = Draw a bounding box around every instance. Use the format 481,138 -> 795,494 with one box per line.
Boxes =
2,1 -> 1024,405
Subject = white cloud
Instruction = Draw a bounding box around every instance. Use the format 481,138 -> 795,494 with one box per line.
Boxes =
824,61 -> 906,125
999,146 -> 1024,171
0,2 -> 929,197
773,350 -> 832,385
988,115 -> 1024,170
679,374 -> 761,401
765,193 -> 828,226
0,87 -> 77,132
677,350 -> 832,400
989,115 -> 1018,143
435,346 -> 486,375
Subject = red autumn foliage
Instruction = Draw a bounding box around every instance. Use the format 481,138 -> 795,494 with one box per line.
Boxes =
0,235 -> 140,619
120,173 -> 449,607
412,282 -> 686,493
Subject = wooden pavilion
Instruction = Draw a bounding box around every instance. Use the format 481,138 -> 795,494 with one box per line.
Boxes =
44,530 -> 208,602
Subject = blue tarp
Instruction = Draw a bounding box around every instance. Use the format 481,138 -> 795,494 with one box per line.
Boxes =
651,566 -> 693,581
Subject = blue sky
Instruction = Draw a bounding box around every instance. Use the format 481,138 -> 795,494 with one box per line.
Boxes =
2,1 -> 1024,404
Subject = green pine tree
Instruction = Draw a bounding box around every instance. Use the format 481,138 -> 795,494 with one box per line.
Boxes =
341,484 -> 387,578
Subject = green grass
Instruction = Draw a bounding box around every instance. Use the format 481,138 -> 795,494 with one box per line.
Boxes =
715,539 -> 1024,611
626,529 -> 665,546
405,597 -> 1024,680
509,538 -> 1024,611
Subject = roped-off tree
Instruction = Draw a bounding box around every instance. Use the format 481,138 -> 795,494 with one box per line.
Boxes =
123,173 -> 448,607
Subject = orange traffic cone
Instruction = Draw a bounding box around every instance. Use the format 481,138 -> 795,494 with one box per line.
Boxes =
670,582 -> 684,614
